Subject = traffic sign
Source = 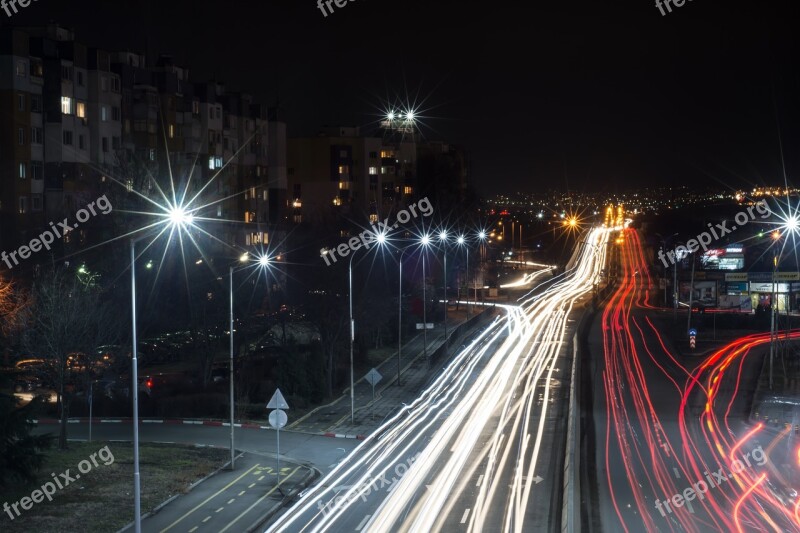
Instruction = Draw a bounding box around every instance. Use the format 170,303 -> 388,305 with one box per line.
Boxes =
269,409 -> 288,429
267,388 -> 290,410
365,368 -> 382,387
688,328 -> 697,337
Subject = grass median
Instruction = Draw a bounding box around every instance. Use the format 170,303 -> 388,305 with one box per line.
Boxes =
1,441 -> 227,532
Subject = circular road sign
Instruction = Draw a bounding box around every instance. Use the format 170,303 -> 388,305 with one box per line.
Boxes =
269,409 -> 288,430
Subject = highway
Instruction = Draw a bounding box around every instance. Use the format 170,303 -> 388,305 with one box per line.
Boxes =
589,227 -> 800,532
267,226 -> 611,532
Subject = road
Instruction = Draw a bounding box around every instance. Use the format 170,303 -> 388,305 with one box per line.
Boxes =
267,226 -> 611,532
588,227 -> 800,532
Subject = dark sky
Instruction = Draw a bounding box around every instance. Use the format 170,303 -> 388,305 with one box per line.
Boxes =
4,0 -> 799,195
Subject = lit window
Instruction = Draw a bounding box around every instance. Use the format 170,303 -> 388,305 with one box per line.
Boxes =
208,157 -> 215,170
215,157 -> 223,169
380,150 -> 394,158
339,181 -> 350,190
168,124 -> 174,138
149,149 -> 155,161
101,106 -> 108,121
333,197 -> 342,206
404,186 -> 413,195
338,165 -> 349,175
76,102 -> 86,118
369,166 -> 378,175
381,167 -> 388,175
18,163 -> 26,179
61,96 -> 72,114
369,214 -> 378,223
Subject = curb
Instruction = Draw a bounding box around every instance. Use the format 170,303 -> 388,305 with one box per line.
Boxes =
30,417 -> 366,440
322,432 -> 366,440
244,466 -> 321,533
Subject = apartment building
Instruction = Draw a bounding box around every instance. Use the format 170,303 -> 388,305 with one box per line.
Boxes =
0,25 -> 285,269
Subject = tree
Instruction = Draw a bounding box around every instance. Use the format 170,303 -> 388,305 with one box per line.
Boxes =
0,277 -> 27,366
0,369 -> 53,487
20,268 -> 120,449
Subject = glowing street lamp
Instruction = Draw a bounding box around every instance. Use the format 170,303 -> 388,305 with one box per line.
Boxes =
228,251 -> 272,469
349,231 -> 388,422
129,206 -> 198,533
438,231 -> 450,343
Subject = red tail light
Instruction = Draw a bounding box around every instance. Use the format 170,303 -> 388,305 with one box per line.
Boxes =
146,379 -> 153,388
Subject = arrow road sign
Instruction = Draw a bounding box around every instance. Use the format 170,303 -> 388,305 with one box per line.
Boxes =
688,328 -> 697,336
365,368 -> 383,387
267,388 -> 290,410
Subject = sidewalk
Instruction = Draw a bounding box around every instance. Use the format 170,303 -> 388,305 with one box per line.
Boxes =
287,305 -> 497,438
129,452 -> 317,533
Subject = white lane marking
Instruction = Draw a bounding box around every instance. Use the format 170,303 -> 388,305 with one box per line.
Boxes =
355,515 -> 371,531
476,474 -> 484,487
460,509 -> 471,523
673,468 -> 681,479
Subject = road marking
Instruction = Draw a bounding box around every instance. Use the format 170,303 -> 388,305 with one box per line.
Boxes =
215,507 -> 224,513
188,528 -> 198,533
202,516 -> 211,523
159,463 -> 260,532
355,515 -> 371,531
227,498 -> 235,504
476,475 -> 484,487
248,483 -> 256,488
219,466 -> 302,533
258,475 -> 265,481
460,509 -> 471,523
238,491 -> 245,496
673,468 -> 681,479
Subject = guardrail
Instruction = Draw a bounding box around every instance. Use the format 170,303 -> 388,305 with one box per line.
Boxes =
428,304 -> 496,366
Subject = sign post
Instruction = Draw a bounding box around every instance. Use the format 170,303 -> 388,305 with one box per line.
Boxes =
267,388 -> 289,480
365,368 -> 382,421
689,328 -> 697,350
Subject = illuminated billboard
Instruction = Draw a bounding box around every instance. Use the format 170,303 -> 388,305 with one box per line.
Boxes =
701,245 -> 744,271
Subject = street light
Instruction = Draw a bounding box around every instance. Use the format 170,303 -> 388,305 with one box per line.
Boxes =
438,230 -> 449,343
420,234 -> 431,359
129,206 -> 195,533
456,235 -> 469,316
397,236 -> 426,386
349,231 -> 387,423
227,252 -> 270,470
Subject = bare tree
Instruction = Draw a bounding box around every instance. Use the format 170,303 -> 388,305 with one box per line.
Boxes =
20,268 -> 120,449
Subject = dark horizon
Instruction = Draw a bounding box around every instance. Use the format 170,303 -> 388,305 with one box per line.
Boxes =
2,0 -> 799,196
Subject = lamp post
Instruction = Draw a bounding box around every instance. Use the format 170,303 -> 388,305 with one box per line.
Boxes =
421,234 -> 431,359
397,244 -> 415,386
227,252 -> 268,469
456,235 -> 469,316
348,232 -> 387,423
439,231 -> 449,343
129,207 -> 194,533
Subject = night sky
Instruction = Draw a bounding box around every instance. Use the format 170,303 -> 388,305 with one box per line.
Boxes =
4,0 -> 799,195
